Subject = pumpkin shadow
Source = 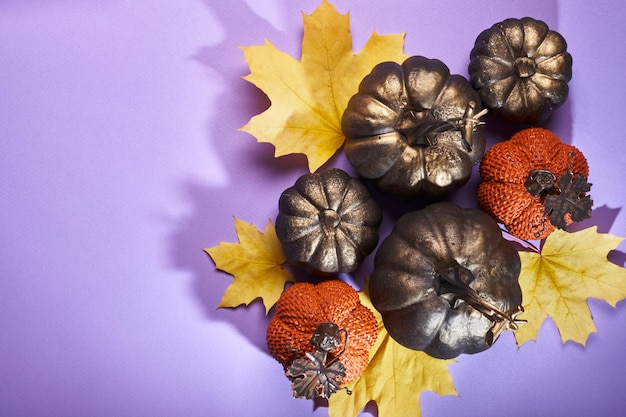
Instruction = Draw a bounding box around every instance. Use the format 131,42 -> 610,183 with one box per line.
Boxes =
569,204 -> 621,234
167,0 -> 377,364
168,181 -> 274,354
168,0 -> 583,411
479,94 -> 573,146
166,0 -> 297,356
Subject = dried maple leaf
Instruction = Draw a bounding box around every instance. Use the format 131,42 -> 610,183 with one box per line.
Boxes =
544,172 -> 593,229
328,287 -> 457,417
205,217 -> 294,313
240,0 -> 407,172
514,227 -> 626,346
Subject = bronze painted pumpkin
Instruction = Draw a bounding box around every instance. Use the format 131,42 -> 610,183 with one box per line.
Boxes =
266,280 -> 378,399
341,55 -> 487,200
275,168 -> 382,276
478,127 -> 592,240
468,17 -> 572,123
369,202 -> 523,359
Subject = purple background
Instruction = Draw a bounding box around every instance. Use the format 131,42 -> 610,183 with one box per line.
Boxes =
2,1 -> 626,416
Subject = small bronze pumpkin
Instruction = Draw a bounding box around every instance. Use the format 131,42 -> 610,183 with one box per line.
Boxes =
468,17 -> 572,123
369,202 -> 523,359
341,55 -> 487,200
275,168 -> 382,276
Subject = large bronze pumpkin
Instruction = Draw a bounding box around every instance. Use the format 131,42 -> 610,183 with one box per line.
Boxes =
468,17 -> 572,123
275,168 -> 382,276
369,202 -> 523,359
341,55 -> 487,200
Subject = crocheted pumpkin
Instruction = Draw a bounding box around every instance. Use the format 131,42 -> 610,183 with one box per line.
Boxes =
266,280 -> 378,398
478,128 -> 592,240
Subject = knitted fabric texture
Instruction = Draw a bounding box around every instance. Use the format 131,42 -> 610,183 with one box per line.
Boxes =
266,280 -> 378,384
478,127 -> 589,240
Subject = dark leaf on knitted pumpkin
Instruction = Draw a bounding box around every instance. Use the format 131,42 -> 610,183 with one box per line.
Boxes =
544,172 -> 593,229
286,351 -> 346,399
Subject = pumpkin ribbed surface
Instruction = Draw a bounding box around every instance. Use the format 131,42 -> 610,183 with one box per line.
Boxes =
341,55 -> 486,199
276,168 -> 382,276
478,127 -> 589,239
266,280 -> 378,384
468,17 -> 572,123
369,202 -> 522,359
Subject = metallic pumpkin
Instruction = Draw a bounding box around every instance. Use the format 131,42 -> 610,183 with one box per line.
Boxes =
341,55 -> 487,200
275,168 -> 382,276
369,202 -> 523,359
468,17 -> 572,123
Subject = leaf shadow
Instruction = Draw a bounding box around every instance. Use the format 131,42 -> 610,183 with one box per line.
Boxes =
569,204 -> 621,234
167,0 -> 308,356
164,4 -> 599,417
169,182 -> 273,354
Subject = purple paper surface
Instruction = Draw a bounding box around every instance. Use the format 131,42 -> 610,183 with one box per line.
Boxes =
1,1 -> 625,416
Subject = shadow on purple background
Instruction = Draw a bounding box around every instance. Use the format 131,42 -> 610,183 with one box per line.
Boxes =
167,1 -> 626,417
170,0 -> 571,387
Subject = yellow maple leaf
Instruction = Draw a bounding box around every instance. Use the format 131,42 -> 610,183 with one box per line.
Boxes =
514,226 -> 626,346
328,288 -> 457,417
240,0 -> 407,172
205,217 -> 294,314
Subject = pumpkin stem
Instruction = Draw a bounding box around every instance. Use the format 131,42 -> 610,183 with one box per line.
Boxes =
514,57 -> 536,78
434,266 -> 526,345
525,169 -> 556,197
453,101 -> 488,152
397,111 -> 453,147
310,322 -> 347,356
319,210 -> 341,235
396,101 -> 486,150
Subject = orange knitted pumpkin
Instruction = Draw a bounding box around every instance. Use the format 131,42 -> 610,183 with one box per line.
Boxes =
478,128 -> 592,240
266,280 -> 378,399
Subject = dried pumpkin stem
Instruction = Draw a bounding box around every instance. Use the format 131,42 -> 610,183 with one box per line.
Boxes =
524,169 -> 556,197
398,101 -> 486,151
513,57 -> 536,78
435,266 -> 525,345
453,101 -> 488,152
319,210 -> 341,235
310,322 -> 348,356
